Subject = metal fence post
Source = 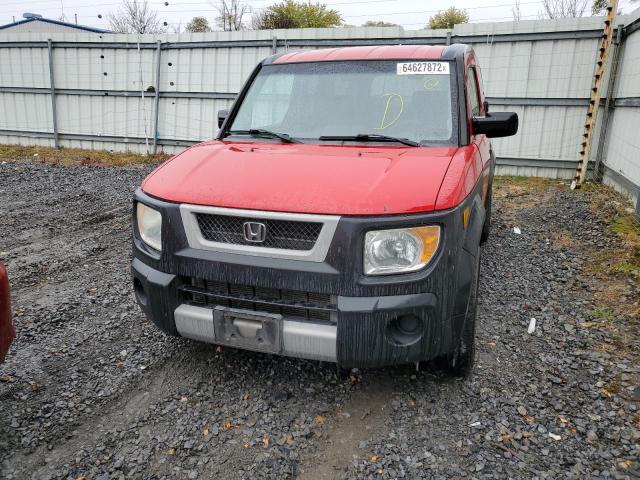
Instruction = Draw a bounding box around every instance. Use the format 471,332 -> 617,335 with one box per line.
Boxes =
47,39 -> 59,149
593,24 -> 624,181
152,40 -> 162,154
272,36 -> 278,54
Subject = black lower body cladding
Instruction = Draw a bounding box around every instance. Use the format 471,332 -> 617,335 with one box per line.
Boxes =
131,183 -> 485,369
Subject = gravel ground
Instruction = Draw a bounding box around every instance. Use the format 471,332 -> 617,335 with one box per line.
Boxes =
0,161 -> 638,479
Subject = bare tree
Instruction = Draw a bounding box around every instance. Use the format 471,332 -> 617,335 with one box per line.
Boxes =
59,0 -> 68,22
541,0 -> 589,18
215,0 -> 250,31
512,0 -> 522,21
108,0 -> 166,34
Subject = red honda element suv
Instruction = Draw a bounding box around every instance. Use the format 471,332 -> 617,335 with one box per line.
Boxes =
132,44 -> 518,375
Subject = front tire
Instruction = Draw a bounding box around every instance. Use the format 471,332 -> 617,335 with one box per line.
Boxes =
436,251 -> 480,377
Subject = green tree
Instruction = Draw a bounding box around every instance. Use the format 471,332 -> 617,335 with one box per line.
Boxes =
428,7 -> 469,29
362,20 -> 399,27
186,16 -> 212,32
591,0 -> 608,15
252,0 -> 342,29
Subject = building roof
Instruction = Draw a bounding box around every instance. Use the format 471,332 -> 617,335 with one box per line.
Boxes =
0,16 -> 108,33
272,45 -> 447,64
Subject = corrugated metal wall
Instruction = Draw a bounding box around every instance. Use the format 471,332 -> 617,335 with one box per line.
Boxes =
601,9 -> 640,209
473,31 -> 603,179
0,12 -> 638,201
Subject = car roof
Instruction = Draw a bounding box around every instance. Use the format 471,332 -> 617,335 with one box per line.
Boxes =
272,45 -> 449,64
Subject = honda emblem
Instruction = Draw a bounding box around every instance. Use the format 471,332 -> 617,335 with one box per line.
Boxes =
243,221 -> 267,243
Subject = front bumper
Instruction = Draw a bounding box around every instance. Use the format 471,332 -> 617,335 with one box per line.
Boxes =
133,257 -> 440,366
132,186 -> 484,369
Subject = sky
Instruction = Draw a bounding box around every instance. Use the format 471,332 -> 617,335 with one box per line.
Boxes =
0,0 -> 638,31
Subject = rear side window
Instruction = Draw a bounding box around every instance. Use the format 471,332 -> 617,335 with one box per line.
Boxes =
467,67 -> 481,117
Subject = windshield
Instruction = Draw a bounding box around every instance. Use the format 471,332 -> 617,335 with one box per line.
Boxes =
227,60 -> 457,145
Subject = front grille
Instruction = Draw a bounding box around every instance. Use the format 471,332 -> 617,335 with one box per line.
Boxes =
196,213 -> 322,251
181,278 -> 335,322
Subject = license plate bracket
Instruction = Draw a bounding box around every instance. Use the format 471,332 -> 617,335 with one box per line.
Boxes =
212,306 -> 282,354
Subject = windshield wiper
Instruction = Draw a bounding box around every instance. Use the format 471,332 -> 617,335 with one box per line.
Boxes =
225,129 -> 300,144
317,134 -> 420,147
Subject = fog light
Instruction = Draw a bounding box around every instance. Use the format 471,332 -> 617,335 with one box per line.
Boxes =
133,277 -> 148,306
386,314 -> 424,347
398,315 -> 420,334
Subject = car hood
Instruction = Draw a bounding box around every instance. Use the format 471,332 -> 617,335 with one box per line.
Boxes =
142,141 -> 458,215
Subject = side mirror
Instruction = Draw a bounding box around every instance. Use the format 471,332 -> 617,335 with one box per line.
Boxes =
217,109 -> 229,128
472,112 -> 518,138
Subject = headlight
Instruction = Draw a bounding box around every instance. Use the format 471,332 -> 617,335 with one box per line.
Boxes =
136,203 -> 162,251
364,226 -> 440,275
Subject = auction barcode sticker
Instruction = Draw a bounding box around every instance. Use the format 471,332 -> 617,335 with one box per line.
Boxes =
397,62 -> 450,75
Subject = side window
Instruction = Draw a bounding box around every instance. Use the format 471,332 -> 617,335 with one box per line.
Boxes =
467,67 -> 481,117
233,72 -> 294,130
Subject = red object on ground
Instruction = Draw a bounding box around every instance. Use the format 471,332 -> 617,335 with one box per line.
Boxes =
0,262 -> 14,362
